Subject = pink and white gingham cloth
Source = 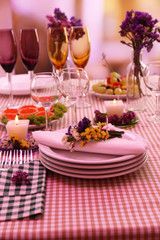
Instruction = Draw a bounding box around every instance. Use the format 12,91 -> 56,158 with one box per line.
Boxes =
0,87 -> 159,239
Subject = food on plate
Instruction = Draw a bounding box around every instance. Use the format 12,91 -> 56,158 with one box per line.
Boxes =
92,71 -> 127,95
1,102 -> 67,126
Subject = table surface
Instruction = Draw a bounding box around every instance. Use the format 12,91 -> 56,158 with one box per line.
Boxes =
0,85 -> 160,240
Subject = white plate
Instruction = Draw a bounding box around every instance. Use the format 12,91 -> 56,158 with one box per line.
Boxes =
0,74 -> 30,95
39,149 -> 147,169
40,152 -> 148,175
40,157 -> 147,179
39,144 -> 146,165
90,90 -> 126,100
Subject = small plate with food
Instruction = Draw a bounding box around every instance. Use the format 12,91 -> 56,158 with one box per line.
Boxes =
0,102 -> 67,129
90,72 -> 127,99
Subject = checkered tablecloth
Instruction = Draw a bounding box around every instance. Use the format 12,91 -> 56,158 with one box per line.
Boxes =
0,160 -> 46,221
0,87 -> 159,239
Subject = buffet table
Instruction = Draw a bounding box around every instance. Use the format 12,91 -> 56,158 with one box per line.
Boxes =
0,85 -> 160,240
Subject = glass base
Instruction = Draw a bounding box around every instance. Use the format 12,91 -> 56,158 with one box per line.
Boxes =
59,96 -> 73,108
147,114 -> 160,123
76,100 -> 91,108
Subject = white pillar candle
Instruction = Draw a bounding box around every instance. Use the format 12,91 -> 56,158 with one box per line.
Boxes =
104,99 -> 124,117
6,115 -> 29,140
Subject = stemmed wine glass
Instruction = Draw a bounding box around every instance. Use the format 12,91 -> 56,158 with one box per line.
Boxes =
0,29 -> 17,107
19,28 -> 39,81
30,72 -> 60,130
58,68 -> 89,125
144,61 -> 160,123
47,27 -> 68,74
69,26 -> 91,108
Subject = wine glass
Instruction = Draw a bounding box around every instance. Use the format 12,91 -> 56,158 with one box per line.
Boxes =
19,28 -> 39,81
30,72 -> 60,130
144,61 -> 160,123
0,29 -> 17,108
58,68 -> 89,125
69,26 -> 91,108
47,27 -> 68,74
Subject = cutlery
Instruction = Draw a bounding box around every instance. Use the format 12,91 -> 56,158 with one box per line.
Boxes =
0,149 -> 33,170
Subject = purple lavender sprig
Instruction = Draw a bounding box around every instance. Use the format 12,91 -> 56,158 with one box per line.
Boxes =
11,170 -> 31,185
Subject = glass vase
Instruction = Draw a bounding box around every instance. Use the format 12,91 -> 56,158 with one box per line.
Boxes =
126,51 -> 147,112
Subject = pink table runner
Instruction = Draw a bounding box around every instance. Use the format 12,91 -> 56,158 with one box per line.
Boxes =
0,90 -> 159,239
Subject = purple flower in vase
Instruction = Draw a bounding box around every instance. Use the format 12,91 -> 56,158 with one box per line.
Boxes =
46,8 -> 71,29
46,8 -> 84,39
119,10 -> 160,52
119,10 -> 160,98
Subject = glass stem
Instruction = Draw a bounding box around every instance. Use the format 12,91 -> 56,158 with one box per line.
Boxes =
29,70 -> 34,82
72,103 -> 77,126
7,72 -> 13,107
29,71 -> 34,104
155,94 -> 160,117
45,107 -> 49,131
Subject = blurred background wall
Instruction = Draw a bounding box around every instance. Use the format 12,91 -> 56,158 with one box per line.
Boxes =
0,0 -> 160,78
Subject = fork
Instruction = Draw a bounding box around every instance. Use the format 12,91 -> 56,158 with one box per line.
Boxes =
0,149 -> 33,170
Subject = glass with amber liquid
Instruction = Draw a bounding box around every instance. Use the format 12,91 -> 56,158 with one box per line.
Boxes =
47,27 -> 68,73
70,26 -> 91,108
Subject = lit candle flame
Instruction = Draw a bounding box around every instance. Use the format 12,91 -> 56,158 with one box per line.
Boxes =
15,115 -> 19,125
113,99 -> 117,104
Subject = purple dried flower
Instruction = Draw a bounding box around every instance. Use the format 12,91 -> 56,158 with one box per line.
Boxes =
108,111 -> 136,126
94,110 -> 107,123
54,8 -> 68,21
119,10 -> 160,52
46,8 -> 83,30
46,8 -> 71,29
78,117 -> 91,133
66,125 -> 72,135
11,170 -> 31,185
70,16 -> 83,27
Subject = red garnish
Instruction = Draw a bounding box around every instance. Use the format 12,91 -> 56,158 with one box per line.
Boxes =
50,106 -> 54,112
113,82 -> 122,88
18,105 -> 37,110
3,114 -> 17,120
107,77 -> 111,84
3,108 -> 18,114
1,105 -> 55,121
37,107 -> 45,112
35,111 -> 46,116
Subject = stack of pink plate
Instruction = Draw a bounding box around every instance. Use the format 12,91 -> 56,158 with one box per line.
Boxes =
39,144 -> 148,179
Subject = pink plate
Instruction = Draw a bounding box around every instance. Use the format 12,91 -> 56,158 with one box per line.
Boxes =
40,153 -> 148,175
39,150 -> 147,169
39,144 -> 142,165
40,157 -> 148,179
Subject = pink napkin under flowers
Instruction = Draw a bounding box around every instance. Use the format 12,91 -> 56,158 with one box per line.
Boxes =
33,128 -> 148,156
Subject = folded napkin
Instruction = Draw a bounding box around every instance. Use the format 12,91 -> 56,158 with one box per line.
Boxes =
0,160 -> 46,221
33,129 -> 148,156
0,74 -> 30,95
